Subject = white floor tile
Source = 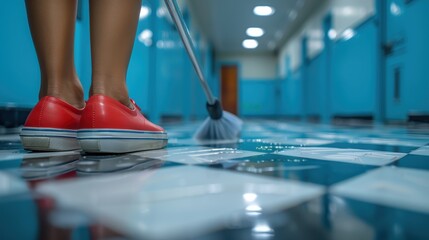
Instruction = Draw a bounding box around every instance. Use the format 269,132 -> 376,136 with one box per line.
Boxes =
312,133 -> 356,141
277,147 -> 405,166
271,123 -> 315,133
349,137 -> 428,147
262,138 -> 334,146
331,167 -> 429,214
0,172 -> 29,196
132,147 -> 265,165
410,146 -> 429,156
37,166 -> 324,240
168,138 -> 239,146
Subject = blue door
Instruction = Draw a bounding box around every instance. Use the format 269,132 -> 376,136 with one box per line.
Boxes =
385,0 -> 429,120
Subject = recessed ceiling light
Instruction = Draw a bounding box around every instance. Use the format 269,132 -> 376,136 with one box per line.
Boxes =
242,39 -> 258,49
246,27 -> 265,37
253,6 -> 275,16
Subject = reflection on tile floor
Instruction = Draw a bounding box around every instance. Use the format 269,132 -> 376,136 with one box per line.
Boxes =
411,145 -> 429,156
331,167 -> 429,214
132,146 -> 265,165
38,166 -> 324,240
277,147 -> 405,166
1,119 -> 429,240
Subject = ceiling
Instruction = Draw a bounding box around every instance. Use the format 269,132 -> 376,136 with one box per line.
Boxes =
188,0 -> 323,54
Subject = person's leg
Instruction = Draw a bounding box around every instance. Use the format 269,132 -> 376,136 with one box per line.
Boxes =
89,0 -> 141,108
25,0 -> 84,109
79,0 -> 167,153
21,0 -> 84,151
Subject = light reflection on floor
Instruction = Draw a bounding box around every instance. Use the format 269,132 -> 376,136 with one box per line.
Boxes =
0,119 -> 429,240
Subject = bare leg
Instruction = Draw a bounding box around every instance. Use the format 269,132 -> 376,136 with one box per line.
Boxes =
89,0 -> 141,107
26,0 -> 84,108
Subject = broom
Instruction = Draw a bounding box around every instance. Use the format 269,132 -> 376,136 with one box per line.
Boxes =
164,0 -> 242,140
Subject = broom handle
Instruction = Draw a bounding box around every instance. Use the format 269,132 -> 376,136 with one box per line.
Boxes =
164,0 -> 216,105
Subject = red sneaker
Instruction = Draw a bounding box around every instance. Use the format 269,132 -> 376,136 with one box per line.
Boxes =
20,96 -> 83,151
77,95 -> 167,153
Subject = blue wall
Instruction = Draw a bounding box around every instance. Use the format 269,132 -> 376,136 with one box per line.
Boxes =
281,69 -> 303,117
306,53 -> 325,117
277,0 -> 429,122
0,0 -> 212,123
331,19 -> 378,116
0,1 -> 40,107
240,79 -> 278,116
385,0 -> 429,120
279,18 -> 380,120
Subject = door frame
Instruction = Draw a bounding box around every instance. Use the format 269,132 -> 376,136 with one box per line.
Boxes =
216,61 -> 242,116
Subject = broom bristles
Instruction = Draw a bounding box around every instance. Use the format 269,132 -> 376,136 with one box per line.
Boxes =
193,111 -> 243,140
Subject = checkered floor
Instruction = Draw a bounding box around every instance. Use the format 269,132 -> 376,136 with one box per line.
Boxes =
1,120 -> 429,240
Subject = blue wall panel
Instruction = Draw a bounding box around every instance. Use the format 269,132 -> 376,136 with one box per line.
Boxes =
74,0 -> 92,101
331,20 -> 378,116
404,0 -> 429,114
0,0 -> 92,108
241,79 -> 277,116
282,69 -> 303,116
127,26 -> 151,112
0,1 -> 40,107
385,55 -> 407,120
385,0 -> 429,120
154,10 -> 210,120
155,22 -> 187,116
306,53 -> 325,117
189,35 -> 209,120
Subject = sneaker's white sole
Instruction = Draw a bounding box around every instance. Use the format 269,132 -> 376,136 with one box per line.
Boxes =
77,129 -> 168,153
20,127 -> 80,151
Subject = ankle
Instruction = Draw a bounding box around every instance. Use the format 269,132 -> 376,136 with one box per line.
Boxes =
42,78 -> 85,109
90,85 -> 132,109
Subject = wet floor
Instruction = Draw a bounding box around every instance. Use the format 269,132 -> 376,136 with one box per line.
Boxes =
1,120 -> 429,240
